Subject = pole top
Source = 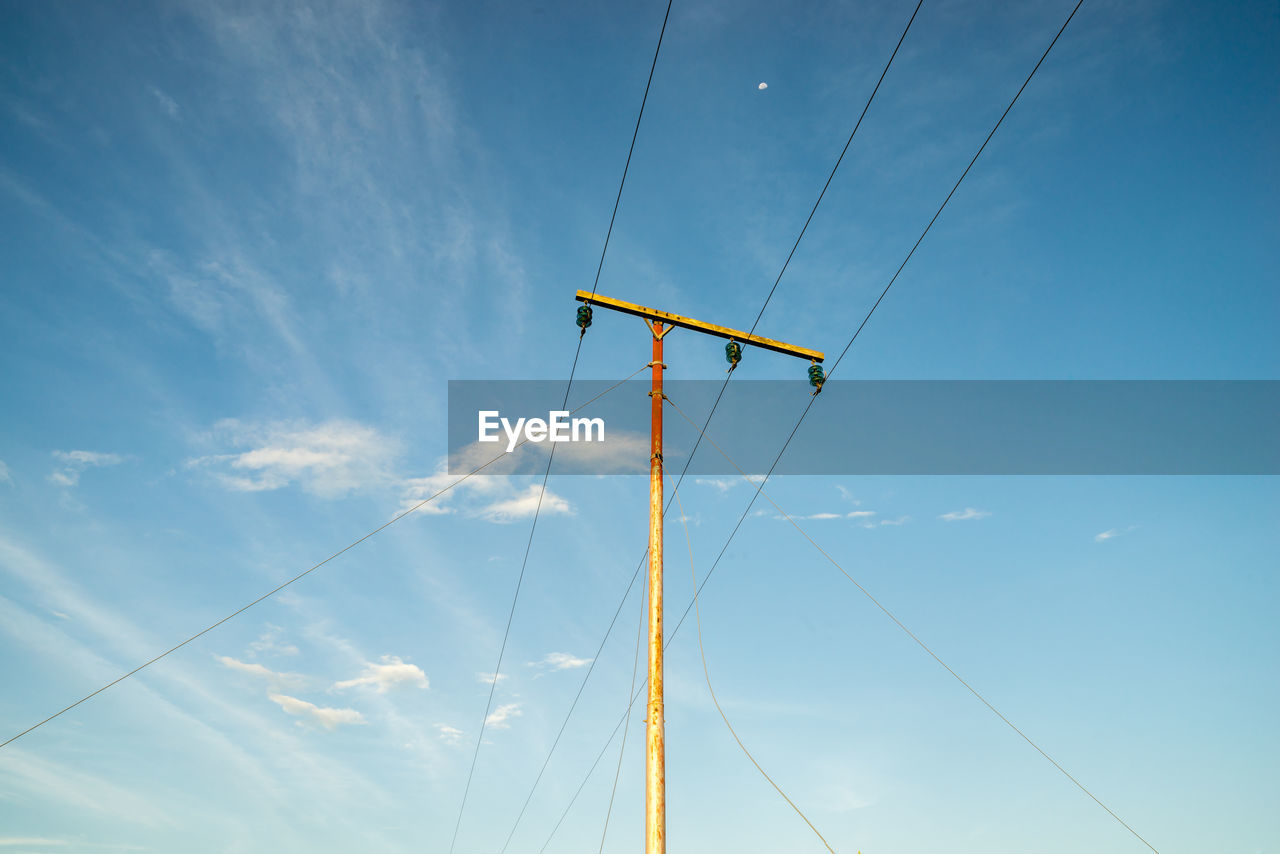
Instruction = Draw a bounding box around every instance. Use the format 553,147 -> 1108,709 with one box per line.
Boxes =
575,290 -> 824,362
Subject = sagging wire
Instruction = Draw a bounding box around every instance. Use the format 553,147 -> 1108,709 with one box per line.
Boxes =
664,393 -> 1161,854
672,484 -> 838,854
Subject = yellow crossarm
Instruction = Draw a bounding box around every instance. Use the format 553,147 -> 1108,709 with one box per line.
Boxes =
576,290 -> 824,362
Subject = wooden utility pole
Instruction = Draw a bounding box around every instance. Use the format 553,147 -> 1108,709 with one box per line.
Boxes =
575,290 -> 822,854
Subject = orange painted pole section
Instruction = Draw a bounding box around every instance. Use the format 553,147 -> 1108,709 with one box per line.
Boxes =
646,321 -> 666,854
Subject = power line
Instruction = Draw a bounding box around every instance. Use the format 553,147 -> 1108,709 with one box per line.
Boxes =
827,0 -> 1086,378
589,0 -> 674,300
597,560 -> 647,853
747,0 -> 923,338
540,1 -> 1092,844
538,686 -> 645,854
664,393 -> 1161,854
673,486 -> 837,854
496,541 -> 647,854
0,365 -> 648,752
449,1 -> 676,847
663,0 -> 1090,653
495,4 -> 925,838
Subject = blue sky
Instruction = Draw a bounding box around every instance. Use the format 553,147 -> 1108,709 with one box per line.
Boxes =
1,0 -> 1277,852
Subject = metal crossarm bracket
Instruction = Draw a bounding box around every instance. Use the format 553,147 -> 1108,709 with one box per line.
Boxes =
577,290 -> 823,362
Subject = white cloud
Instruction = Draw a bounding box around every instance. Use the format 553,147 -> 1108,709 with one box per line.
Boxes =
216,656 -> 278,679
189,419 -> 398,496
0,749 -> 173,829
1094,527 -> 1136,543
694,474 -> 768,494
0,460 -> 11,485
940,508 -> 991,521
757,81 -> 768,90
480,484 -> 572,523
332,655 -> 428,693
268,693 -> 364,730
436,724 -> 464,744
249,624 -> 299,657
879,516 -> 910,526
48,450 -> 125,487
148,85 -> 180,119
532,652 -> 593,672
776,510 -> 876,521
484,703 -> 522,729
545,430 -> 650,474
836,486 -> 859,504
216,655 -> 304,689
477,672 -> 507,685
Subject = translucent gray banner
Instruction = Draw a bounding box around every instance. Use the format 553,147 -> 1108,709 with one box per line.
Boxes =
446,380 -> 1278,475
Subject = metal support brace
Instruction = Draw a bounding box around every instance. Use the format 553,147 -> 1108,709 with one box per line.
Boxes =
644,318 -> 674,341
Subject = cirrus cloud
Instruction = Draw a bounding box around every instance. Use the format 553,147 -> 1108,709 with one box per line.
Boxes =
940,508 -> 991,521
48,450 -> 126,487
268,693 -> 364,730
332,655 -> 428,693
187,419 -> 398,496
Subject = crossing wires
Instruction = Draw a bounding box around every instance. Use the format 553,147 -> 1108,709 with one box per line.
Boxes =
0,364 -> 648,752
539,0 -> 1100,847
673,486 -> 838,854
494,4 -> 925,844
662,393 -> 1162,854
446,1 -> 676,852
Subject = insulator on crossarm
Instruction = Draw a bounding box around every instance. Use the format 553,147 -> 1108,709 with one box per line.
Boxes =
807,362 -> 825,393
725,340 -> 743,371
576,305 -> 593,335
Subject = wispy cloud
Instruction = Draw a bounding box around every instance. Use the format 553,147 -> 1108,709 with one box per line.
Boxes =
696,475 -> 768,493
0,460 -> 11,485
188,419 -> 398,496
332,655 -> 428,693
436,724 -> 464,744
0,534 -> 394,807
1095,526 -> 1136,543
940,508 -> 991,521
530,652 -> 593,673
776,510 -> 877,521
397,459 -> 578,526
268,693 -> 364,730
249,624 -> 299,657
479,484 -> 572,523
879,516 -> 910,526
0,749 -> 174,829
216,655 -> 306,690
147,84 -> 179,119
477,672 -> 507,685
48,450 -> 125,487
484,703 -> 522,730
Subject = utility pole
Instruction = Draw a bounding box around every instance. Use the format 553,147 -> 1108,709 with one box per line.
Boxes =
575,290 -> 823,854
